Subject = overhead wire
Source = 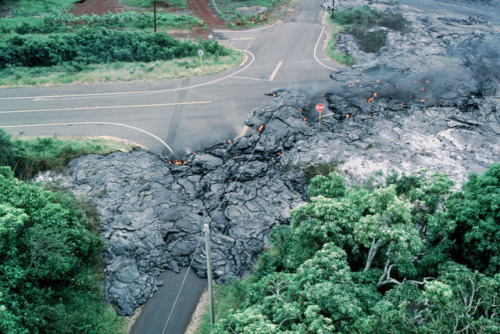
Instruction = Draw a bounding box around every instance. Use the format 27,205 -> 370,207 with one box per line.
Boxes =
160,21 -> 323,333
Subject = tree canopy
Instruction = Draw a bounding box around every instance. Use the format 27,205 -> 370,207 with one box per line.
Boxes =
208,166 -> 500,333
0,166 -> 123,333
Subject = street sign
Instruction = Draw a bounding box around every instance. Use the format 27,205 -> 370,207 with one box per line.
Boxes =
198,49 -> 204,57
316,103 -> 325,112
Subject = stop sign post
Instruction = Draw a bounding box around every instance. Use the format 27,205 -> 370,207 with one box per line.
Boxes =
316,103 -> 325,129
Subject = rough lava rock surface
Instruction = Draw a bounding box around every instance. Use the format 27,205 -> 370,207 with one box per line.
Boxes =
35,0 -> 499,315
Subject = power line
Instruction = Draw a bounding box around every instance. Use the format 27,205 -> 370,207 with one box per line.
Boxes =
160,22 -> 322,332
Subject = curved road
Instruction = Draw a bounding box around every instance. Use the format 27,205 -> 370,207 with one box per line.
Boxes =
0,0 -> 339,157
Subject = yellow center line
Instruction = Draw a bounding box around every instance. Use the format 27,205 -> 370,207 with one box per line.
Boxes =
0,101 -> 212,114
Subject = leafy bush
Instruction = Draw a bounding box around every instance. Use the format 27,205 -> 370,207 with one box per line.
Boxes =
0,129 -> 135,180
333,5 -> 407,32
332,5 -> 408,53
0,167 -> 124,333
0,28 -> 229,68
347,26 -> 387,53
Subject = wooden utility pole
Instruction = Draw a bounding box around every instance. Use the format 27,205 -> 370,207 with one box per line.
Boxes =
154,0 -> 157,32
204,224 -> 215,331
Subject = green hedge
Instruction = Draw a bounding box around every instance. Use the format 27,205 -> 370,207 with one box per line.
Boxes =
0,28 -> 228,68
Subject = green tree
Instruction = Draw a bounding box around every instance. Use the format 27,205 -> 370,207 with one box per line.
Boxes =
439,164 -> 500,275
0,166 -> 123,333
206,166 -> 499,333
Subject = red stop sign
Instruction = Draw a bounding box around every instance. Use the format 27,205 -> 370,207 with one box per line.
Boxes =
316,103 -> 325,112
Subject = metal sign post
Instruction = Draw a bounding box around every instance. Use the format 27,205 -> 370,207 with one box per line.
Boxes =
198,49 -> 204,72
316,103 -> 325,129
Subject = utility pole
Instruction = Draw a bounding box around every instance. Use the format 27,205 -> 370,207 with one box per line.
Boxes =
154,0 -> 157,32
204,224 -> 215,331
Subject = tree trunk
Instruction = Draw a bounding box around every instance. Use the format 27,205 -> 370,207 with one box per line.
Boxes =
363,238 -> 381,273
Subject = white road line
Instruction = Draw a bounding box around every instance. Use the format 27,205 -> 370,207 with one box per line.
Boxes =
214,24 -> 275,33
0,50 -> 256,101
0,101 -> 212,115
269,60 -> 284,81
314,26 -> 340,72
0,122 -> 174,154
231,38 -> 254,40
230,75 -> 269,82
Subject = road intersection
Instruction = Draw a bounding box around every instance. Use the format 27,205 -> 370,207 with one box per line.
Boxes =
0,0 -> 340,157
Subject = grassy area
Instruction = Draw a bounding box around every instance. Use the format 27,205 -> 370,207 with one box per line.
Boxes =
0,52 -> 244,87
323,14 -> 355,66
196,279 -> 248,334
213,0 -> 300,28
330,5 -> 408,54
1,129 -> 138,180
323,6 -> 408,65
6,0 -> 76,16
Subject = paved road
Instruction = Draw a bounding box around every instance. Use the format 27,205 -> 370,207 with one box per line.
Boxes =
0,1 -> 337,333
130,268 -> 207,334
0,0 -> 339,157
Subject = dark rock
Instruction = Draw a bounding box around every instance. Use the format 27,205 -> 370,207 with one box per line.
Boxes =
33,0 -> 499,316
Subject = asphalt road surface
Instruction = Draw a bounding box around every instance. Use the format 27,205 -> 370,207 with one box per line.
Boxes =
0,0 -> 339,157
130,268 -> 207,334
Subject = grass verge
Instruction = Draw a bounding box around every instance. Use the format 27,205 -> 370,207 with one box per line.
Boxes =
196,279 -> 248,334
323,14 -> 355,66
1,129 -> 139,180
213,0 -> 300,28
0,52 -> 244,88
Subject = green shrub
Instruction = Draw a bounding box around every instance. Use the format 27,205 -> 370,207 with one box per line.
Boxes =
0,166 -> 125,333
0,28 -> 229,68
332,5 -> 407,54
347,26 -> 387,53
0,129 -> 135,180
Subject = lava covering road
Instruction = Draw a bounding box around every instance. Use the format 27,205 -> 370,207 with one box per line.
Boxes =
35,0 -> 499,316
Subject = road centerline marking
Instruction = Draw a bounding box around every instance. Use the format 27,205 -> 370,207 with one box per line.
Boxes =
0,101 -> 212,114
269,60 -> 284,81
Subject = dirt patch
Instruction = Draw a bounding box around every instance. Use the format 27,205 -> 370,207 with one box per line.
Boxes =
184,290 -> 209,334
71,0 -> 124,15
187,0 -> 225,28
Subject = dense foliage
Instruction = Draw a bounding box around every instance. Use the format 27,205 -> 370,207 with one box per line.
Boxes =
332,5 -> 408,53
0,129 -> 134,180
0,27 -> 228,68
0,167 -> 123,333
207,166 -> 500,333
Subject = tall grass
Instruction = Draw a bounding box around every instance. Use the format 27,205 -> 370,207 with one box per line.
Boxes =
0,129 -> 137,180
197,279 -> 248,334
324,15 -> 355,66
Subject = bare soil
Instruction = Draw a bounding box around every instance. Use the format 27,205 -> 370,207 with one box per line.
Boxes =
187,0 -> 225,28
70,0 -> 224,40
71,0 -> 125,15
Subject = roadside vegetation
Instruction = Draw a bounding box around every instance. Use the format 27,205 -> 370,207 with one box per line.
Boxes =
199,165 -> 500,333
0,129 -> 138,333
0,0 -> 243,87
325,5 -> 408,65
0,129 -> 137,180
212,0 -> 300,28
